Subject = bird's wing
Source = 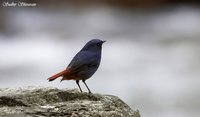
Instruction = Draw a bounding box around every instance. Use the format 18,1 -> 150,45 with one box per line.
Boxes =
67,51 -> 99,74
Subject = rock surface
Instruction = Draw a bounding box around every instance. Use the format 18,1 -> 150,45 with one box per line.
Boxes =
0,86 -> 140,117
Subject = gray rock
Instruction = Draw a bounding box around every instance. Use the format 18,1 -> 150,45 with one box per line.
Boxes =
0,86 -> 140,117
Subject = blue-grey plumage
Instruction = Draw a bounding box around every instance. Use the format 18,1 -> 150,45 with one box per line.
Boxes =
48,39 -> 106,93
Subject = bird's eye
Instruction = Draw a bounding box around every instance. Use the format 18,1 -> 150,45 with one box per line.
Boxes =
97,43 -> 101,46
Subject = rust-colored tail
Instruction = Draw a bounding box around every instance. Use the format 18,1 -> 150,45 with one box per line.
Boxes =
48,69 -> 69,81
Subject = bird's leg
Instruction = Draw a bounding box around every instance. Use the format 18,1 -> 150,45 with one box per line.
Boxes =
76,80 -> 83,93
82,80 -> 92,93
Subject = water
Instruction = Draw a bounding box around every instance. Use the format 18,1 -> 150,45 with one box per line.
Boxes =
0,5 -> 200,117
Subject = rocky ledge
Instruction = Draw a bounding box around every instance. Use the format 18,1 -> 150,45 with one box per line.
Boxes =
0,86 -> 140,117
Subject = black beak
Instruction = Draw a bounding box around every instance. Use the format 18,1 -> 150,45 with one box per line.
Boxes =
102,40 -> 106,43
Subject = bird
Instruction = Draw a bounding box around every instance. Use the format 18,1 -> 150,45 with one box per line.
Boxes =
47,39 -> 106,93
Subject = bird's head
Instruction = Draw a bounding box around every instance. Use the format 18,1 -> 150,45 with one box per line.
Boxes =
81,39 -> 106,52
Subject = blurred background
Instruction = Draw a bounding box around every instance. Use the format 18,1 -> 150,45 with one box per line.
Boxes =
1,0 -> 200,117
